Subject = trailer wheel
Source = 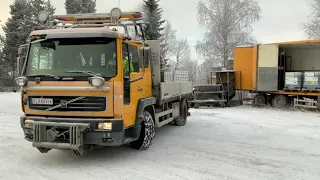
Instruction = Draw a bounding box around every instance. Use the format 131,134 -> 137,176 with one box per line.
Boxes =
174,100 -> 188,126
253,93 -> 266,106
130,110 -> 155,150
271,95 -> 288,108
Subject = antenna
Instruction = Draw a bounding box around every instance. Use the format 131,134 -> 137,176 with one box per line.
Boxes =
116,0 -> 121,31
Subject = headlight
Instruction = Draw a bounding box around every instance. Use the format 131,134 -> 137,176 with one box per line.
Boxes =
98,122 -> 112,130
15,77 -> 28,87
24,119 -> 34,128
89,77 -> 105,87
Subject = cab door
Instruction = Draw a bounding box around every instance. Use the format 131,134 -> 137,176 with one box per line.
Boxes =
122,42 -> 144,127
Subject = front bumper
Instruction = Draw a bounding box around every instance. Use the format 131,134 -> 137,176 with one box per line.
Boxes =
20,116 -> 125,152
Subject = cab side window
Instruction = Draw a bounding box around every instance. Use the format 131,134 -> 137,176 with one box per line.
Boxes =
122,43 -> 130,76
128,45 -> 139,72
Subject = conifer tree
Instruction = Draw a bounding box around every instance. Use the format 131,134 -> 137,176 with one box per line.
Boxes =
65,0 -> 96,14
142,0 -> 166,70
1,0 -> 33,77
142,0 -> 165,40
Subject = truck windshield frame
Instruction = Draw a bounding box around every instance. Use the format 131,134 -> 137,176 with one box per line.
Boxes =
25,37 -> 117,81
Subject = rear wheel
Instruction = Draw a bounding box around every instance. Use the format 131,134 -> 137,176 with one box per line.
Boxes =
271,95 -> 288,108
130,110 -> 155,150
194,103 -> 199,109
174,100 -> 188,126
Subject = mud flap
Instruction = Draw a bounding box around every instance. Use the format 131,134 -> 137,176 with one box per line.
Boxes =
32,121 -> 90,156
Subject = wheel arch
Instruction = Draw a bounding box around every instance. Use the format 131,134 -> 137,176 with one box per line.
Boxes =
135,97 -> 156,126
144,105 -> 155,122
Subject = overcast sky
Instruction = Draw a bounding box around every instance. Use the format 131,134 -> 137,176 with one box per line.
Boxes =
0,0 -> 313,59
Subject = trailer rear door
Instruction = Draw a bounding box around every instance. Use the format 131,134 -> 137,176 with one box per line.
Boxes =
257,44 -> 279,91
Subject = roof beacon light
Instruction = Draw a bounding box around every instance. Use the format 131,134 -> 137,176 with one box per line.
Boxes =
110,8 -> 122,23
38,11 -> 49,23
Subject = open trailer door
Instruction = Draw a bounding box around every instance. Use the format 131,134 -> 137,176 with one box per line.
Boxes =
257,44 -> 279,91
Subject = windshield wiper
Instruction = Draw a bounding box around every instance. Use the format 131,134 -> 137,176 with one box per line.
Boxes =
65,70 -> 101,77
28,74 -> 61,80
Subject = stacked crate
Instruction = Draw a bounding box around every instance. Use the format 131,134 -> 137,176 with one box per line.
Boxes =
284,72 -> 304,90
302,72 -> 320,91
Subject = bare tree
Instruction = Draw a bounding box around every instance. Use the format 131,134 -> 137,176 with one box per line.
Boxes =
181,58 -> 199,84
196,0 -> 261,68
171,38 -> 191,80
302,0 -> 320,39
160,20 -> 177,70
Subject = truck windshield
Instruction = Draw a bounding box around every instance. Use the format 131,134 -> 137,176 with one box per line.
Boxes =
25,37 -> 117,80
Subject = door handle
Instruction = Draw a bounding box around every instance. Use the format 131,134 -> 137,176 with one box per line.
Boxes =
138,87 -> 143,91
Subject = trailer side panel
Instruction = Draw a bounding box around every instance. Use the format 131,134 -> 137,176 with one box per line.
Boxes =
257,44 -> 279,91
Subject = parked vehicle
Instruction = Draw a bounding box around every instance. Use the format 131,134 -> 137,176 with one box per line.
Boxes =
15,8 -> 193,156
233,40 -> 320,109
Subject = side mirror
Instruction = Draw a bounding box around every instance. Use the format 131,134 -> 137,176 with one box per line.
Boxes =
18,45 -> 26,55
139,46 -> 150,72
17,56 -> 25,76
17,44 -> 28,76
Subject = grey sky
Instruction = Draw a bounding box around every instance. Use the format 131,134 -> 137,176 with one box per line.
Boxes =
0,0 -> 312,59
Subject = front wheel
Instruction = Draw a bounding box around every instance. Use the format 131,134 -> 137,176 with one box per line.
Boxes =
130,110 -> 155,150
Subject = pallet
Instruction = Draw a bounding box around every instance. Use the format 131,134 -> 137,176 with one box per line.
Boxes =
293,98 -> 318,109
301,88 -> 320,92
283,88 -> 302,92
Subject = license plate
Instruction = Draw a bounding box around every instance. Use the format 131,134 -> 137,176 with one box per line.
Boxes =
31,98 -> 53,105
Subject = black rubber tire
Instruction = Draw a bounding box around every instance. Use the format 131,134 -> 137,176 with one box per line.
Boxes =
271,95 -> 288,108
286,96 -> 293,107
194,103 -> 199,109
253,93 -> 266,106
174,100 -> 188,126
130,110 -> 155,150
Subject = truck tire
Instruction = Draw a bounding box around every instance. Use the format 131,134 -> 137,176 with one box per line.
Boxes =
253,93 -> 266,107
194,103 -> 200,109
130,110 -> 155,150
286,96 -> 293,107
174,100 -> 188,126
271,95 -> 288,108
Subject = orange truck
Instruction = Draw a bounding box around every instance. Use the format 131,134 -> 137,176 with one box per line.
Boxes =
233,40 -> 320,109
15,8 -> 192,156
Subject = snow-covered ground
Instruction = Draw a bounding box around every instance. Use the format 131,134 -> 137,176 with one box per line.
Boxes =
0,92 -> 320,180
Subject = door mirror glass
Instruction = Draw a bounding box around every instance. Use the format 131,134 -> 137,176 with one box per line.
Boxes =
139,46 -> 150,72
17,56 -> 25,75
17,44 -> 28,75
18,45 -> 26,55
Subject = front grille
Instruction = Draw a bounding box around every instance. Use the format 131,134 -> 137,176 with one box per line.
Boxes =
28,96 -> 107,112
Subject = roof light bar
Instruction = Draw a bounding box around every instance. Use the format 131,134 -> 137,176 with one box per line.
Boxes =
52,9 -> 142,24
